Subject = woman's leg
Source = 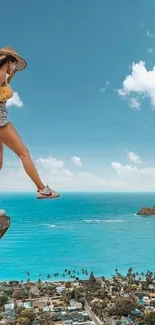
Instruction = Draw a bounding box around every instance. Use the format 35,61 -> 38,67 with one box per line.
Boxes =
0,142 -> 3,170
0,122 -> 45,190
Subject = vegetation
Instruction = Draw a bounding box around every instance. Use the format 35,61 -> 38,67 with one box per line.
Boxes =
145,312 -> 155,325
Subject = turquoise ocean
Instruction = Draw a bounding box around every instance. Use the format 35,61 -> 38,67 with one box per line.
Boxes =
0,192 -> 155,282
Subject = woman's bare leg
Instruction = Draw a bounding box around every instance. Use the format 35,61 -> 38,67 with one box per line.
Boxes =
0,142 -> 3,170
0,122 -> 45,190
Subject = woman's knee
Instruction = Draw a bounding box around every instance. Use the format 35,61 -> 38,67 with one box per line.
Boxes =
18,147 -> 30,160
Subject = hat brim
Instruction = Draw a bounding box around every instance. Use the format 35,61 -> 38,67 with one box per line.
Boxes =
0,50 -> 27,71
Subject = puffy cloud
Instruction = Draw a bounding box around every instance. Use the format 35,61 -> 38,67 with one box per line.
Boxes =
111,161 -> 155,191
125,149 -> 142,164
100,87 -> 105,92
2,154 -> 155,192
100,81 -> 110,92
148,48 -> 154,54
111,162 -> 138,173
129,97 -> 140,110
118,61 -> 155,109
0,156 -> 127,192
146,30 -> 154,38
36,157 -> 64,169
6,92 -> 23,108
71,156 -> 82,166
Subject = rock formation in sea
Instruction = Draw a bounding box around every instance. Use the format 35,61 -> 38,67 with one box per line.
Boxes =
137,206 -> 155,216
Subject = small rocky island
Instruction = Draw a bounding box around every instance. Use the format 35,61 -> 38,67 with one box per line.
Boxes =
137,206 -> 155,216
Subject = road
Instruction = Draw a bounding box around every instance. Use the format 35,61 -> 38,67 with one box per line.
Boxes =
84,300 -> 102,325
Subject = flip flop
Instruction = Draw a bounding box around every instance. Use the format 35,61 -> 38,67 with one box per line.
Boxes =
0,215 -> 10,239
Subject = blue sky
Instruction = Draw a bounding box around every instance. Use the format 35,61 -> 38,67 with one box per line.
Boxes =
1,0 -> 155,191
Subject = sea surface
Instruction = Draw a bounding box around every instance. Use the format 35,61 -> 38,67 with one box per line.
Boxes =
0,192 -> 155,281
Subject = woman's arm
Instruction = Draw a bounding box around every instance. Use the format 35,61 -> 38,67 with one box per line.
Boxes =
0,70 -> 6,86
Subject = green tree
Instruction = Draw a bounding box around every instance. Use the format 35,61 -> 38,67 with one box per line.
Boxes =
150,300 -> 155,308
89,271 -> 96,283
16,317 -> 30,325
145,312 -> 155,324
0,295 -> 8,307
18,310 -> 35,321
111,297 -> 137,317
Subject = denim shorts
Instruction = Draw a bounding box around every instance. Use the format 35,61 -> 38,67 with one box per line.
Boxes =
0,102 -> 9,127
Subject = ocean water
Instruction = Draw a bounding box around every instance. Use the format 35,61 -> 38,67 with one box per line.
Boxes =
0,192 -> 155,281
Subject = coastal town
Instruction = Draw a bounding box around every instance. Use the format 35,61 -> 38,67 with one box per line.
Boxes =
0,268 -> 155,324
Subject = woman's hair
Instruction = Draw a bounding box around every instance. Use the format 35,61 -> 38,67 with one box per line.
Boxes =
0,55 -> 17,68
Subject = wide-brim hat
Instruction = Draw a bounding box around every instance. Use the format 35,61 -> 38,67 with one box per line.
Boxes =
0,47 -> 27,71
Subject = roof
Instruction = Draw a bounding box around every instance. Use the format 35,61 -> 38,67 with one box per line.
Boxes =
29,286 -> 40,295
32,301 -> 45,308
12,289 -> 25,299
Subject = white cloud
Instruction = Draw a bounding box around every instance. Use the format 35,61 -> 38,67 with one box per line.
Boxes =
100,87 -> 105,92
6,92 -> 23,108
2,154 -> 155,192
148,48 -> 154,54
118,61 -> 155,109
100,81 -> 110,92
129,97 -> 140,109
125,148 -> 142,164
36,157 -> 64,169
111,161 -> 155,191
146,30 -> 154,38
0,157 -> 127,192
71,156 -> 82,166
111,162 -> 138,173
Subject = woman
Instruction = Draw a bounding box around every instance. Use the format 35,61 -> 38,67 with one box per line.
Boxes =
0,47 -> 60,199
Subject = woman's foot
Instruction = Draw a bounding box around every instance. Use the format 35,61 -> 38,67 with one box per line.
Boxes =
36,185 -> 60,199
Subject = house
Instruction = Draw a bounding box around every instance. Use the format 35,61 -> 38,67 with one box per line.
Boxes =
55,311 -> 62,320
0,320 -> 5,325
4,303 -> 15,313
17,301 -> 32,309
43,305 -> 53,312
56,286 -> 66,295
70,299 -> 82,310
148,284 -> 155,291
29,286 -> 40,297
32,300 -> 45,312
149,292 -> 155,299
12,288 -> 25,299
143,296 -> 150,305
0,286 -> 12,294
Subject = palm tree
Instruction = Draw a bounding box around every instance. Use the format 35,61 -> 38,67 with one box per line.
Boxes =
26,272 -> 30,279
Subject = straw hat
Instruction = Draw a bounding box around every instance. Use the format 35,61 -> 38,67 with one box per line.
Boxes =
0,47 -> 27,71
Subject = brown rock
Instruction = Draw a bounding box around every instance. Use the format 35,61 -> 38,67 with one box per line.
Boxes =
137,206 -> 155,216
